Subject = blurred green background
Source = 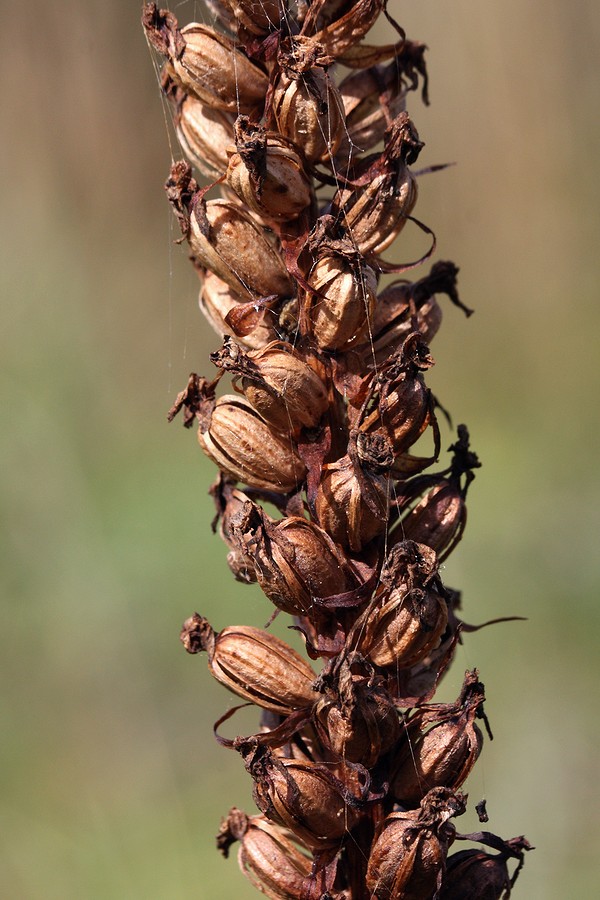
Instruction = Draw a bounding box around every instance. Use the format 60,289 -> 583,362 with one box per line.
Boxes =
2,1 -> 599,897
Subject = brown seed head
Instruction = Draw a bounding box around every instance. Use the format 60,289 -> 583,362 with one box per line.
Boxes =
238,741 -> 361,850
180,613 -> 316,715
197,394 -> 306,492
366,787 -> 466,900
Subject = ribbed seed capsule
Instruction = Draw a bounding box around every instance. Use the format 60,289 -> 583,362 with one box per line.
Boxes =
165,162 -> 292,303
272,64 -> 345,164
227,120 -> 313,222
142,6 -> 268,112
389,669 -> 487,805
358,332 -> 435,459
171,87 -> 234,178
331,113 -> 422,257
217,809 -> 316,900
210,339 -> 329,435
315,432 -> 393,552
366,788 -> 465,900
353,542 -> 448,669
392,425 -> 481,561
306,249 -> 377,350
308,0 -> 386,58
198,394 -> 306,492
238,742 -> 361,850
314,655 -> 400,767
440,836 -> 532,899
180,613 -> 316,715
189,198 -> 293,302
199,272 -> 277,350
242,509 -> 354,617
221,0 -> 282,35
338,62 -> 407,157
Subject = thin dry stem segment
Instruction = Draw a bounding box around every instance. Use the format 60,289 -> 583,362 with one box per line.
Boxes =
143,1 -> 532,896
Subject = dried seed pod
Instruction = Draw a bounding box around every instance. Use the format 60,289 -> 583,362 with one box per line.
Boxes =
314,654 -> 400,767
227,118 -> 313,221
305,246 -> 377,351
353,541 -> 448,670
165,162 -> 293,303
211,338 -> 328,435
337,62 -> 408,156
180,613 -> 316,714
440,836 -> 532,899
165,78 -> 234,178
392,425 -> 481,561
356,261 -> 467,363
306,0 -> 386,58
221,0 -> 282,35
242,507 -> 354,617
315,432 -> 392,552
198,394 -> 306,492
441,849 -> 510,899
366,787 -> 466,900
331,113 -> 421,257
358,332 -> 435,458
217,809 -> 317,900
143,5 -> 268,112
238,741 -> 361,850
389,670 -> 487,805
200,272 -> 277,350
272,53 -> 345,164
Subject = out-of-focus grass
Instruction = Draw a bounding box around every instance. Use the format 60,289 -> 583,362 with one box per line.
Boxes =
1,1 -> 599,897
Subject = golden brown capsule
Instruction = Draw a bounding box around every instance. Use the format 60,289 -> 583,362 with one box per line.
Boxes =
143,6 -> 268,112
180,613 -> 316,715
197,394 -> 306,493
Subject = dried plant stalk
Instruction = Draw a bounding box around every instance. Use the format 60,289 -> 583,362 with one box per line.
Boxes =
143,1 -> 532,896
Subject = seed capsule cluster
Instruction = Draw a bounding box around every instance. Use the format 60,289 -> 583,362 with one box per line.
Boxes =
144,2 -> 531,896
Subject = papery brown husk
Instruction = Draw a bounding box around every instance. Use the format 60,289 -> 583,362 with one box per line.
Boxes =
180,613 -> 317,714
238,741 -> 361,851
366,787 -> 466,900
389,669 -> 486,805
351,541 -> 448,670
197,394 -> 306,493
242,507 -> 356,618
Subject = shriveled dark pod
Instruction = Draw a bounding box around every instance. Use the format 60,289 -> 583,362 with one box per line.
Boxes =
313,653 -> 400,767
389,669 -> 488,806
330,113 -> 422,258
210,338 -> 328,436
351,541 -> 448,670
391,425 -> 481,561
366,787 -> 466,900
218,809 -> 314,899
210,478 -> 258,584
180,613 -> 317,715
142,5 -> 268,112
440,835 -> 533,899
237,741 -> 361,850
238,504 -> 355,618
315,431 -> 393,552
357,331 -> 436,459
356,260 -> 470,364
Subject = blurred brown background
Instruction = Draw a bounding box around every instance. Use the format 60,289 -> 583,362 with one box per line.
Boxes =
1,1 -> 599,897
